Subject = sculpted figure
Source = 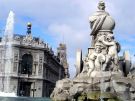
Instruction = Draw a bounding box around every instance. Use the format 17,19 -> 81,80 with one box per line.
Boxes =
98,34 -> 120,71
87,43 -> 106,76
89,1 -> 115,46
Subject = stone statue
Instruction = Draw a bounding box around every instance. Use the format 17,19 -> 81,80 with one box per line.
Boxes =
89,1 -> 115,46
86,43 -> 106,76
51,1 -> 135,101
97,34 -> 120,71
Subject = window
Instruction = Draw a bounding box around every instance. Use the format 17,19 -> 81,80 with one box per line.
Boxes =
21,54 -> 33,75
13,62 -> 18,72
38,64 -> 42,74
14,53 -> 18,61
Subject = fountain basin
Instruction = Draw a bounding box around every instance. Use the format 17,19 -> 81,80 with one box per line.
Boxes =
0,97 -> 51,101
0,92 -> 16,97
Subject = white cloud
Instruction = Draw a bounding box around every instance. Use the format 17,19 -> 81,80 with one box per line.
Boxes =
48,23 -> 90,78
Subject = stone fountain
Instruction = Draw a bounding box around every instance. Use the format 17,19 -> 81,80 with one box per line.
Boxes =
51,1 -> 135,101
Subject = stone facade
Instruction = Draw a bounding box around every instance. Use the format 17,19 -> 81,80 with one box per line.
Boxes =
0,23 -> 66,97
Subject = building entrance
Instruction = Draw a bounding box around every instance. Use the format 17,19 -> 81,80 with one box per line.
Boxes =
18,81 -> 32,97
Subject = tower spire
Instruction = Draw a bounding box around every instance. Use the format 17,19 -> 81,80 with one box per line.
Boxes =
25,22 -> 33,41
27,22 -> 32,35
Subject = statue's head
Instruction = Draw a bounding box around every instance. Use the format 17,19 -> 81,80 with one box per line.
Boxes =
98,1 -> 105,11
95,42 -> 106,53
95,44 -> 103,53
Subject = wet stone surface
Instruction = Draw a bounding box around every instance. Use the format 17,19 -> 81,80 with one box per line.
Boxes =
0,97 -> 51,101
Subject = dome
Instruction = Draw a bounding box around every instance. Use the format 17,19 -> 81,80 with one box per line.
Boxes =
100,16 -> 115,31
27,22 -> 32,27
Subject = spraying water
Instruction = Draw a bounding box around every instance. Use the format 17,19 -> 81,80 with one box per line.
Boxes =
99,56 -> 105,101
0,11 -> 16,97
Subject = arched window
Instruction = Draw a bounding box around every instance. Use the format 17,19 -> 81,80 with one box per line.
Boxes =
21,54 -> 33,75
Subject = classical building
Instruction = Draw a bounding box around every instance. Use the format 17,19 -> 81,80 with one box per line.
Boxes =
0,23 -> 68,97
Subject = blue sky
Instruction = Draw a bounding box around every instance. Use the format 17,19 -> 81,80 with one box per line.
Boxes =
0,0 -> 135,78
